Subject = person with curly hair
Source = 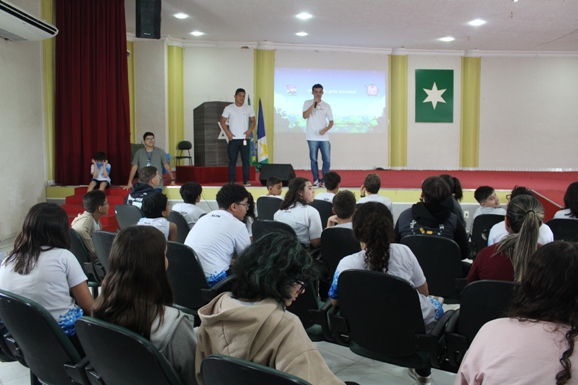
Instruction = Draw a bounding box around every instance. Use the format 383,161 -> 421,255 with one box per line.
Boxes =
93,226 -> 197,385
456,241 -> 578,385
195,233 -> 352,385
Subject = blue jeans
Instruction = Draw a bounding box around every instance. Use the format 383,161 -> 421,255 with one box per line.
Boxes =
228,139 -> 250,183
308,140 -> 331,182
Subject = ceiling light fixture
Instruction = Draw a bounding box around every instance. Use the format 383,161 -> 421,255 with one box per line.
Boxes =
296,32 -> 308,37
174,13 -> 189,19
191,31 -> 204,36
296,13 -> 312,20
468,19 -> 486,26
439,36 -> 455,42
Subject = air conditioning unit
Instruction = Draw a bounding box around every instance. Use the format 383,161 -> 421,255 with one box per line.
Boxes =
0,0 -> 57,41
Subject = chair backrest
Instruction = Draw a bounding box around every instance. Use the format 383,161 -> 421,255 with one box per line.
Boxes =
256,196 -> 282,220
0,290 -> 83,385
546,218 -> 578,242
166,241 -> 210,311
177,140 -> 192,151
337,270 -> 425,357
400,235 -> 463,297
471,214 -> 505,253
115,204 -> 144,229
168,211 -> 190,243
458,280 -> 519,342
308,200 -> 334,230
69,228 -> 99,283
252,219 -> 297,242
320,228 -> 361,281
92,230 -> 116,272
75,317 -> 184,385
201,354 -> 312,385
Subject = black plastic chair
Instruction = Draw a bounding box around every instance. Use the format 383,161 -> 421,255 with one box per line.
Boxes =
175,140 -> 192,166
168,211 -> 190,243
470,214 -> 504,255
202,354 -> 312,385
69,229 -> 101,297
114,204 -> 144,229
400,235 -> 466,302
286,281 -> 332,342
75,317 -> 184,385
319,227 -> 361,297
308,200 -> 334,230
329,271 -> 454,371
256,196 -> 282,220
546,218 -> 578,242
92,230 -> 116,273
0,290 -> 90,385
252,219 -> 297,242
445,280 -> 519,368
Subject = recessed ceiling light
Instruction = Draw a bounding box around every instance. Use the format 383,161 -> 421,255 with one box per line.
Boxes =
296,32 -> 308,37
468,19 -> 486,26
174,13 -> 189,19
191,31 -> 204,36
296,13 -> 312,20
439,36 -> 455,42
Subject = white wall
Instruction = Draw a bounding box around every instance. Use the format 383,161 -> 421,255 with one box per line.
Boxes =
479,56 -> 578,170
407,55 -> 462,169
134,40 -> 168,150
183,47 -> 254,152
0,0 -> 46,240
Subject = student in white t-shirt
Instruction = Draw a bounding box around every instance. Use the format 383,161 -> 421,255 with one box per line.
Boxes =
358,173 -> 393,211
0,203 -> 93,338
172,182 -> 206,229
554,181 -> 578,220
137,192 -> 177,241
315,171 -> 341,202
274,177 -> 323,248
473,185 -> 506,220
326,190 -> 356,229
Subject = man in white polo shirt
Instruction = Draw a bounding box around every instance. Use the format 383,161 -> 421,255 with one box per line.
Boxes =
220,88 -> 256,186
302,84 -> 333,188
184,183 -> 251,287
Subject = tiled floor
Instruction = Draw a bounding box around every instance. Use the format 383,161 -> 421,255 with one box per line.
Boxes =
0,340 -> 457,385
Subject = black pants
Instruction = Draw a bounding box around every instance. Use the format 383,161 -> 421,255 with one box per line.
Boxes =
228,139 -> 250,183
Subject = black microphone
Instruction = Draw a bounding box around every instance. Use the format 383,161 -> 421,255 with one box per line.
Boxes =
314,102 -> 317,108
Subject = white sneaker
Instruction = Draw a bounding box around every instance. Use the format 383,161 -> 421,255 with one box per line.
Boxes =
312,180 -> 320,188
408,368 -> 431,384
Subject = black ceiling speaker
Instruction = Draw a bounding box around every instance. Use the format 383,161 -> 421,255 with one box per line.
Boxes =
136,0 -> 161,39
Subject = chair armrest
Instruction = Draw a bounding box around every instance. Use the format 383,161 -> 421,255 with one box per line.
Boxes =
328,306 -> 350,346
444,309 -> 460,334
201,275 -> 236,303
4,334 -> 27,366
444,309 -> 470,368
64,355 -> 91,385
428,309 -> 455,368
308,300 -> 334,342
86,365 -> 105,385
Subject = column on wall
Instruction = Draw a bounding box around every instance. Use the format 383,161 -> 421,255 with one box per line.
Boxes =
389,49 -> 408,168
254,44 -> 275,162
167,43 -> 184,164
127,40 -> 135,143
460,53 -> 481,168
42,0 -> 56,181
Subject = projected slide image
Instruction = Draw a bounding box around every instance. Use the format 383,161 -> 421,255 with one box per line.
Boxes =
274,68 -> 387,134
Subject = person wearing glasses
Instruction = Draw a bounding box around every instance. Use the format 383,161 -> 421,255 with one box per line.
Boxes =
185,183 -> 251,287
487,186 -> 553,247
125,132 -> 175,190
195,233 -> 352,385
71,190 -> 109,260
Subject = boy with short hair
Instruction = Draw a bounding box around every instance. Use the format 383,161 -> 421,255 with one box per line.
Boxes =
473,186 -> 506,219
326,190 -> 356,229
172,182 -> 206,229
71,190 -> 109,260
358,173 -> 393,211
126,166 -> 159,208
315,171 -> 341,202
137,192 -> 177,241
265,176 -> 283,198
87,152 -> 111,192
